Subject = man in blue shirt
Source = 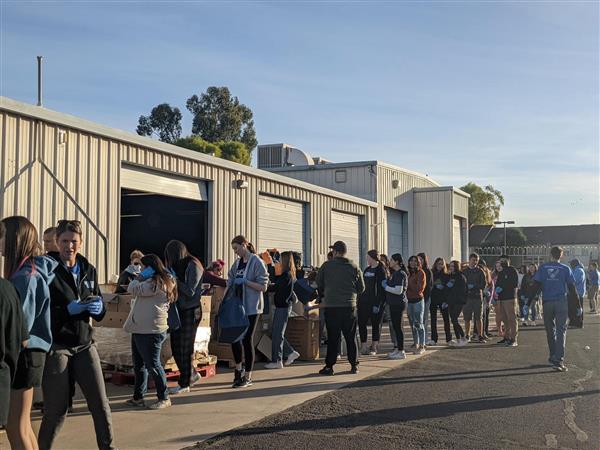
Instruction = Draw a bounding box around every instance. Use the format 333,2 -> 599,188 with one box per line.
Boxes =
533,246 -> 580,372
569,259 -> 586,301
586,262 -> 599,314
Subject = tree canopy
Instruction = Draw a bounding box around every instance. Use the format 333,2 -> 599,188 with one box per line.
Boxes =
136,103 -> 182,144
460,182 -> 504,225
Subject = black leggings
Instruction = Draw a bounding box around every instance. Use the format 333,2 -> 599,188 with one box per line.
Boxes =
449,304 -> 465,339
430,303 -> 452,343
357,300 -> 383,343
231,314 -> 260,372
389,302 -> 406,351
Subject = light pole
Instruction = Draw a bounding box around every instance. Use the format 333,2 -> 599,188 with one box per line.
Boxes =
494,220 -> 515,255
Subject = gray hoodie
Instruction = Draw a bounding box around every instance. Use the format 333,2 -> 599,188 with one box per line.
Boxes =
227,254 -> 269,316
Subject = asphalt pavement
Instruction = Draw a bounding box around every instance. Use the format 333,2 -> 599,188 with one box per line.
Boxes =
191,314 -> 600,450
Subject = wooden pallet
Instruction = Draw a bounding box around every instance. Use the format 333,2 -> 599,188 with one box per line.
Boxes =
107,363 -> 216,387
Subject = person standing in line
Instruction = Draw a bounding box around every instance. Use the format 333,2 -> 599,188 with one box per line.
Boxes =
520,264 -> 540,326
42,227 -> 59,254
124,254 -> 177,410
462,253 -> 487,343
382,254 -> 407,359
164,240 -> 204,395
417,253 -> 433,347
478,261 -> 493,338
587,262 -> 599,314
430,258 -> 452,345
38,220 -> 115,450
264,251 -> 300,370
405,256 -> 426,354
534,246 -> 581,372
1,217 -> 57,450
445,260 -> 468,347
380,253 -> 398,352
494,255 -> 520,347
357,250 -> 387,356
227,235 -> 269,387
317,241 -> 365,376
114,249 -> 144,294
570,259 -> 587,306
517,265 -> 527,320
0,221 -> 27,434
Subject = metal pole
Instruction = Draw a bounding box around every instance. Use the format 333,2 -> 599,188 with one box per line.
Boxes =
37,56 -> 43,106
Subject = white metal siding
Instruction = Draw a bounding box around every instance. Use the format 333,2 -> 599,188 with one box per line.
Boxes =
453,217 -> 462,262
121,166 -> 208,200
453,191 -> 469,219
331,211 -> 362,265
413,190 -> 453,261
258,195 -> 305,253
386,208 -> 408,257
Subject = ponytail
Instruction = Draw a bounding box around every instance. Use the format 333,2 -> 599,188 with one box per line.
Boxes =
231,235 -> 256,254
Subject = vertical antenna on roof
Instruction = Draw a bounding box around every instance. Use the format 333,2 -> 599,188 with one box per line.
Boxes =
37,56 -> 43,106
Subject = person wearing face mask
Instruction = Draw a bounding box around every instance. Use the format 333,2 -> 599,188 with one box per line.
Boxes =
494,255 -> 520,347
115,250 -> 144,294
38,220 -> 115,450
124,254 -> 178,410
227,235 -> 269,388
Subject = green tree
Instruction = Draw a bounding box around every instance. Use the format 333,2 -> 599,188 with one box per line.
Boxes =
186,87 -> 258,152
482,227 -> 527,248
136,103 -> 182,143
217,141 -> 251,165
175,136 -> 221,157
460,182 -> 504,225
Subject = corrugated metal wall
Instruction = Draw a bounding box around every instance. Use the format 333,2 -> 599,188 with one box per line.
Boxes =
1,105 -> 376,282
413,190 -> 453,261
453,191 -> 469,220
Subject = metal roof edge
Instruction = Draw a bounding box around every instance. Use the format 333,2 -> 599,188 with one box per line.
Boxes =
413,186 -> 471,198
0,96 -> 378,208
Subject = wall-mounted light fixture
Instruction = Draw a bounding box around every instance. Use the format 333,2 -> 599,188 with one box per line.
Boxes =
235,179 -> 249,189
392,179 -> 400,189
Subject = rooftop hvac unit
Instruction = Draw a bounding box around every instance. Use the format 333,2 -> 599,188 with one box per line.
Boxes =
258,144 -> 314,169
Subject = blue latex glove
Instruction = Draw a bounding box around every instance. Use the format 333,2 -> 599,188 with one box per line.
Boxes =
441,302 -> 448,310
576,307 -> 583,317
87,298 -> 104,315
381,280 -> 388,289
446,280 -> 455,288
234,277 -> 246,286
495,286 -> 503,294
467,283 -> 474,289
139,267 -> 155,279
435,284 -> 444,290
372,305 -> 380,315
67,301 -> 88,316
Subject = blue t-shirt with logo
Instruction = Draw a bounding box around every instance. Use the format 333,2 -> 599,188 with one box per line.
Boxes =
533,262 -> 575,302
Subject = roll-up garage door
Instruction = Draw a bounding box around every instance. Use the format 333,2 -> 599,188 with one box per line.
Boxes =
386,208 -> 408,258
258,195 -> 305,254
121,166 -> 208,201
331,211 -> 362,265
453,217 -> 462,262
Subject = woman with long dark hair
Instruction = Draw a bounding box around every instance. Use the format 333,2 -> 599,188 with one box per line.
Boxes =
227,235 -> 269,387
1,216 -> 57,450
417,253 -> 433,346
124,254 -> 177,409
164,240 -> 204,395
358,250 -> 387,355
520,264 -> 540,326
406,256 -> 426,354
430,257 -> 452,345
446,260 -> 468,346
382,254 -> 407,359
264,251 -> 300,369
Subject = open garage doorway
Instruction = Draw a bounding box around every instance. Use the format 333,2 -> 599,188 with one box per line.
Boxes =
119,167 -> 209,273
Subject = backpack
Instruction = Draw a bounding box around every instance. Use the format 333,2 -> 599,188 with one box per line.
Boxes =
218,288 -> 250,343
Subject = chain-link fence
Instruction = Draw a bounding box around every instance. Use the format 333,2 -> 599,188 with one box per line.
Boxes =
471,244 -> 600,267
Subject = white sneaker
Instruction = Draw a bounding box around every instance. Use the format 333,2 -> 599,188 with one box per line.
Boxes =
426,339 -> 436,346
415,347 -> 425,355
457,338 -> 468,347
389,350 -> 406,360
167,386 -> 190,395
148,399 -> 172,409
264,361 -> 284,369
191,371 -> 202,386
448,340 -> 458,346
285,351 -> 300,366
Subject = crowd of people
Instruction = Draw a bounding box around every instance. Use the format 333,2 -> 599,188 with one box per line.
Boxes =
0,214 -> 598,450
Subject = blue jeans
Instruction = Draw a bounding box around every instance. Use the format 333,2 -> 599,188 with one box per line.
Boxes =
272,305 -> 296,362
543,300 -> 568,364
132,332 -> 168,401
407,300 -> 425,346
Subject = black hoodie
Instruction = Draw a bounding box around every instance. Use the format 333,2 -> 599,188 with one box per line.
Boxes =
47,252 -> 106,348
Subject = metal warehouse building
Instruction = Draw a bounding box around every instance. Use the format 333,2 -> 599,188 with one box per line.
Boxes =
259,144 -> 470,263
0,97 -> 468,283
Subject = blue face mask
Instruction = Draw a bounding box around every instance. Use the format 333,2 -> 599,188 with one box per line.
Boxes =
140,267 -> 156,279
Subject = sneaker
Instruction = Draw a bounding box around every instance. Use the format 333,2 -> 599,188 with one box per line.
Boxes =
319,366 -> 335,376
552,363 -> 568,372
285,351 -> 300,366
167,386 -> 190,395
469,335 -> 478,343
388,350 -> 406,360
456,338 -> 468,347
414,347 -> 425,355
478,336 -> 487,343
264,361 -> 284,369
125,398 -> 145,407
147,399 -> 171,410
448,340 -> 458,346
350,365 -> 359,374
507,341 -> 518,347
233,376 -> 253,388
369,345 -> 378,356
191,371 -> 202,386
426,339 -> 436,346
387,349 -> 399,358
496,338 -> 507,345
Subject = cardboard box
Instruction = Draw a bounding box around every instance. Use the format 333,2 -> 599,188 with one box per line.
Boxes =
211,286 -> 226,312
93,311 -> 129,329
285,317 -> 320,361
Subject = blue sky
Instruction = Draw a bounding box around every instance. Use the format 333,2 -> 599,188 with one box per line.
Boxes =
2,1 -> 598,226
